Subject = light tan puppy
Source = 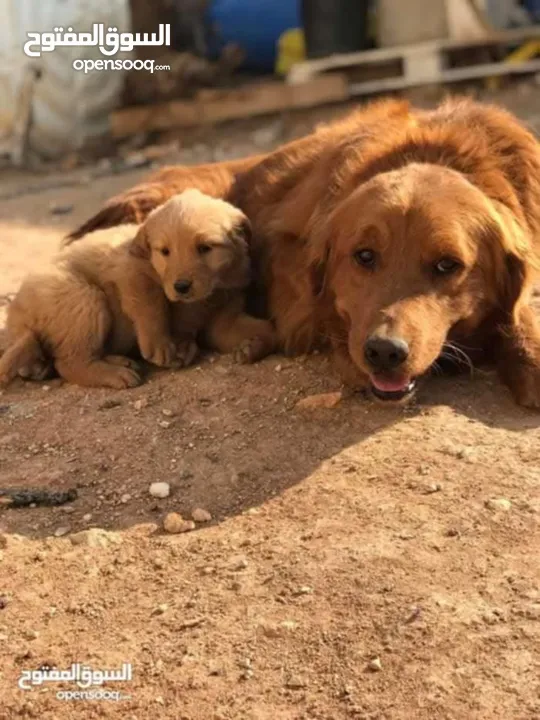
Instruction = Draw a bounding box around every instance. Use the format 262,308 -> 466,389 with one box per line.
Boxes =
0,189 -> 276,389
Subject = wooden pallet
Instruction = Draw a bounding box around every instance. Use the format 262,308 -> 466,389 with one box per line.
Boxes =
287,25 -> 540,95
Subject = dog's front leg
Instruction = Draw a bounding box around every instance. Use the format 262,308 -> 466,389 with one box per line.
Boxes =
206,296 -> 277,364
495,304 -> 540,409
120,275 -> 183,369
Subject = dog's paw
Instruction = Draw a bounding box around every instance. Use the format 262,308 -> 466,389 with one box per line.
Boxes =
18,359 -> 55,382
103,365 -> 142,389
233,336 -> 270,365
175,340 -> 198,368
141,338 -> 183,369
511,363 -> 540,409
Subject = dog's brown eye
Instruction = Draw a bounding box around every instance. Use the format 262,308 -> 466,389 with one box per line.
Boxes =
160,248 -> 170,257
434,257 -> 461,275
353,248 -> 376,269
197,243 -> 212,255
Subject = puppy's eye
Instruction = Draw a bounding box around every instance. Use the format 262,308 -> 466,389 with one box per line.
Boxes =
434,257 -> 462,275
160,248 -> 170,257
353,248 -> 377,269
197,243 -> 212,255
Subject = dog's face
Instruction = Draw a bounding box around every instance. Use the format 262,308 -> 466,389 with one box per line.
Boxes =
131,189 -> 251,302
317,164 -> 530,402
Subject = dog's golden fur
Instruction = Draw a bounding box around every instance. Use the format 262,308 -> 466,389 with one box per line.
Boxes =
1,190 -> 275,389
68,98 -> 540,406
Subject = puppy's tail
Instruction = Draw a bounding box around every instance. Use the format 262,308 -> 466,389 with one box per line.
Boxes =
0,330 -> 42,387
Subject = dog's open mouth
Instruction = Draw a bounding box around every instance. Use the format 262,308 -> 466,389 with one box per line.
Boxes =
369,375 -> 417,402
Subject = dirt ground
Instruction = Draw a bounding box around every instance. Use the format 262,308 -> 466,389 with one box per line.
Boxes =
0,87 -> 539,720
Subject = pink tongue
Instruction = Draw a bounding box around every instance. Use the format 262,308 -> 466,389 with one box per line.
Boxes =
371,376 -> 410,393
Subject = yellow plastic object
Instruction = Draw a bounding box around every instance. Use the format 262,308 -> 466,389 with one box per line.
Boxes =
276,28 -> 306,76
485,40 -> 540,91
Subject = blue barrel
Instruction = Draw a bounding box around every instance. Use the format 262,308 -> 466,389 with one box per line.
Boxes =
208,0 -> 301,71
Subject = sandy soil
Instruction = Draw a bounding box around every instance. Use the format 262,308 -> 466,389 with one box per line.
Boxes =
0,89 -> 539,720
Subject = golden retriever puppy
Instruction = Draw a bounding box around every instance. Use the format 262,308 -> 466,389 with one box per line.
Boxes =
0,190 -> 276,389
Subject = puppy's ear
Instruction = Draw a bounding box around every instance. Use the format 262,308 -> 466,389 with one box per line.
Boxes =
129,226 -> 150,260
228,216 -> 252,250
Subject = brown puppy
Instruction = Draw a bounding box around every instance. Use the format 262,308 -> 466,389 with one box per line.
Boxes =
0,190 -> 275,389
67,98 -> 540,407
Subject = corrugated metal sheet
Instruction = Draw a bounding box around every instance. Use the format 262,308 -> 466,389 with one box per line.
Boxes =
0,0 -> 130,160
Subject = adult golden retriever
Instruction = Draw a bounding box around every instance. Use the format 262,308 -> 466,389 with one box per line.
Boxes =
1,190 -> 275,388
68,98 -> 540,407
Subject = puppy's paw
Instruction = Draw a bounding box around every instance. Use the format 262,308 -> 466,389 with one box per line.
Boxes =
141,338 -> 183,369
105,355 -> 142,371
510,363 -> 540,409
18,359 -> 54,382
233,336 -> 271,365
175,340 -> 198,368
104,365 -> 142,389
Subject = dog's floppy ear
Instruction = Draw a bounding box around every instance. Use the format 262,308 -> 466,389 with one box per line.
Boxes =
488,203 -> 537,322
228,216 -> 252,251
129,225 -> 150,259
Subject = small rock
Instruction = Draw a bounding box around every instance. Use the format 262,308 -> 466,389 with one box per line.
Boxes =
154,603 -> 168,615
120,493 -> 131,504
231,557 -> 248,571
0,535 -> 7,549
82,513 -> 92,523
178,520 -> 196,533
163,512 -> 185,534
485,498 -> 512,512
192,508 -> 212,523
54,526 -> 70,538
161,409 -> 174,417
98,398 -> 122,410
23,629 -> 39,640
423,483 -> 441,494
296,585 -> 313,595
367,657 -> 382,672
133,399 -> 147,411
159,420 -> 172,429
0,595 -> 8,609
275,364 -> 283,372
285,676 -> 308,689
149,482 -> 170,499
296,392 -> 342,410
70,529 -> 122,548
49,203 -> 73,216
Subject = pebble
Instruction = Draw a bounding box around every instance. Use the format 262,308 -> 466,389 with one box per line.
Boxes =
163,512 -> 184,534
485,498 -> 512,512
120,493 -> 131,504
54,526 -> 70,538
154,603 -> 168,615
285,676 -> 308,689
133,399 -> 147,411
367,657 -> 382,672
296,392 -> 342,410
70,529 -> 122,548
0,535 -> 7,549
82,513 -> 93,523
23,629 -> 39,640
192,508 -> 212,523
149,482 -> 170,499
161,409 -> 174,417
49,203 -> 74,216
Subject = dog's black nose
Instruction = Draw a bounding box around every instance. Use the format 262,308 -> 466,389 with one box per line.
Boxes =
364,336 -> 409,370
174,279 -> 192,295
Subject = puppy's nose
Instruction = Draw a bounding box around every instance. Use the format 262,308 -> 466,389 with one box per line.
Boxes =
174,279 -> 192,295
364,336 -> 409,371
